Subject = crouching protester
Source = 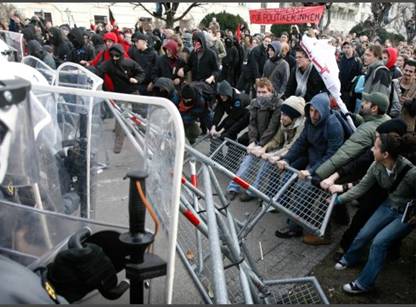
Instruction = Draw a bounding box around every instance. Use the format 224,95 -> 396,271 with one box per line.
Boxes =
237,96 -> 306,202
227,78 -> 282,201
178,82 -> 212,144
333,132 -> 416,294
209,80 -> 250,141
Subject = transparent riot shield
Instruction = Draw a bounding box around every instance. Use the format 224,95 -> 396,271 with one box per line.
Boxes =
31,84 -> 185,304
22,56 -> 56,85
0,30 -> 24,62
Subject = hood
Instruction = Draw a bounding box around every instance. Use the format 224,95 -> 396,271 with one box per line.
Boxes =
109,44 -> 125,57
49,27 -> 64,46
103,32 -> 118,43
91,34 -> 104,47
27,40 -> 44,58
154,77 -> 175,95
385,47 -> 398,69
224,37 -> 233,49
217,80 -> 233,98
269,41 -> 282,55
304,92 -> 330,126
22,25 -> 37,42
162,39 -> 178,58
192,31 -> 207,51
67,28 -> 84,49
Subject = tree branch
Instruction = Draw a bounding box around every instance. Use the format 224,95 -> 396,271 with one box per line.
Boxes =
130,2 -> 167,22
173,3 -> 201,22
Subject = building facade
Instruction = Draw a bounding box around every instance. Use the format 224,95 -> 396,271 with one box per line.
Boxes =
12,2 -> 372,35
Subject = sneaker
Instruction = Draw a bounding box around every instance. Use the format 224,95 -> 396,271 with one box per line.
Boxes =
275,228 -> 303,239
239,193 -> 256,202
303,234 -> 331,246
334,260 -> 347,271
227,191 -> 238,201
342,281 -> 367,294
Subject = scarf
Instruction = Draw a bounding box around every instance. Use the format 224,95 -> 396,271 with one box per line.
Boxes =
295,63 -> 313,97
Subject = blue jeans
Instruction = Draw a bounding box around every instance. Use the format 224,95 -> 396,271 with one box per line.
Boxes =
227,154 -> 256,193
341,199 -> 413,290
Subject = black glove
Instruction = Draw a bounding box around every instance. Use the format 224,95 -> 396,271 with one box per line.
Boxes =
46,242 -> 119,303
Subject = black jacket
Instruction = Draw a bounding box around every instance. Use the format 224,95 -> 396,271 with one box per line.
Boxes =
246,44 -> 268,79
221,38 -> 240,86
48,27 -> 73,65
284,65 -> 328,102
128,46 -> 158,84
151,54 -> 186,82
338,54 -> 362,99
186,32 -> 220,81
213,82 -> 249,129
97,44 -> 145,94
67,28 -> 95,64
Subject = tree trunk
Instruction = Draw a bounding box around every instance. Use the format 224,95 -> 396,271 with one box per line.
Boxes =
166,11 -> 174,28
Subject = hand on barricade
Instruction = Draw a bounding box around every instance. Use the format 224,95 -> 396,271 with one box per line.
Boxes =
264,154 -> 280,164
277,160 -> 288,171
329,184 -> 343,194
80,60 -> 89,67
298,170 -> 310,180
320,175 -> 337,190
251,146 -> 266,157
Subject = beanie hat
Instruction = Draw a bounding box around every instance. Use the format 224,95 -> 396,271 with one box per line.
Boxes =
281,96 -> 305,119
376,118 -> 407,136
217,80 -> 233,98
362,92 -> 389,113
181,84 -> 198,105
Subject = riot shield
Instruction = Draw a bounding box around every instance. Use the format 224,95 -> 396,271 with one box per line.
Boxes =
0,30 -> 24,62
22,56 -> 56,85
31,84 -> 185,303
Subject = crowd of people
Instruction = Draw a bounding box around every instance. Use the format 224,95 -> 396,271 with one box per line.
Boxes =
4,9 -> 416,296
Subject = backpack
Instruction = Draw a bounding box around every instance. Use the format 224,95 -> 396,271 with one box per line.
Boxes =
325,110 -> 354,141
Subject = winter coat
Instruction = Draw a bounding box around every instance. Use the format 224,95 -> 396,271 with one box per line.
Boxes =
363,60 -> 391,98
221,38 -> 240,86
283,93 -> 344,174
178,90 -> 210,127
247,94 -> 282,146
338,54 -> 362,104
186,32 -> 220,81
27,40 -> 56,69
151,54 -> 186,83
67,28 -> 95,64
315,113 -> 390,179
128,46 -> 158,85
284,65 -> 328,102
263,117 -> 305,157
338,156 -> 416,210
96,44 -> 145,94
246,44 -> 268,80
213,81 -> 250,129
48,27 -> 73,65
263,48 -> 290,98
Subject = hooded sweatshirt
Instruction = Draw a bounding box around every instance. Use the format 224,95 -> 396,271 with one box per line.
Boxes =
67,28 -> 95,64
151,39 -> 185,83
48,27 -> 73,65
283,93 -> 344,173
221,37 -> 240,86
185,31 -> 220,81
213,80 -> 250,129
263,41 -> 290,98
27,40 -> 56,69
153,77 -> 179,105
96,44 -> 145,94
385,47 -> 402,79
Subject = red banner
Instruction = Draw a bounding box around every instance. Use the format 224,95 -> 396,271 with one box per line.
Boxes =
249,6 -> 325,25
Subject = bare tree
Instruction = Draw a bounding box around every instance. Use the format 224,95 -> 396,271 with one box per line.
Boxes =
130,2 -> 203,29
389,3 -> 416,43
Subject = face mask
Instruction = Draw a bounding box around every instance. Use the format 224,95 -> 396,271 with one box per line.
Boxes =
256,95 -> 272,107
